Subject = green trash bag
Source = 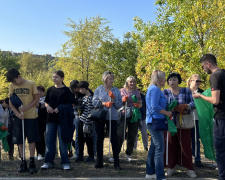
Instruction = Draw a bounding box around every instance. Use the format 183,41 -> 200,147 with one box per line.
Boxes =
194,88 -> 216,161
131,95 -> 141,123
166,100 -> 177,136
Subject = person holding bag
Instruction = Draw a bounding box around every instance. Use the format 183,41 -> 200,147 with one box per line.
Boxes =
92,71 -> 122,170
162,72 -> 196,178
145,70 -> 171,180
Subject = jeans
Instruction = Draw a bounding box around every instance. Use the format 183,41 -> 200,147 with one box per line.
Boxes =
213,119 -> 225,180
45,123 -> 70,166
117,117 -> 138,155
146,123 -> 165,180
134,119 -> 148,149
74,118 -> 80,156
191,120 -> 201,162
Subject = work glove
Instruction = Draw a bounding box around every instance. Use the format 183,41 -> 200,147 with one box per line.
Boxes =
174,104 -> 188,114
1,125 -> 8,131
105,102 -> 113,108
133,103 -> 140,108
108,90 -> 115,99
122,95 -> 129,102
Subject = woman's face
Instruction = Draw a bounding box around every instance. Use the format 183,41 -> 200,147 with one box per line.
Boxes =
168,76 -> 179,88
105,76 -> 114,86
52,73 -> 64,85
128,79 -> 136,90
159,77 -> 166,87
190,76 -> 202,89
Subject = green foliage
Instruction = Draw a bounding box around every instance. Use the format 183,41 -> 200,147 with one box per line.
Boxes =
0,51 -> 20,71
134,0 -> 225,90
0,69 -> 9,100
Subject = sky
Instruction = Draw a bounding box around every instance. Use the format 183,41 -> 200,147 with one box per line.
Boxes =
0,0 -> 158,56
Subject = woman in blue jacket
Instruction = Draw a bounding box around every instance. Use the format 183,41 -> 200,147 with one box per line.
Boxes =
146,70 -> 171,180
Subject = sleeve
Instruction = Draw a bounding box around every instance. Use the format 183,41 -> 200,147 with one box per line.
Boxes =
113,88 -> 122,110
210,72 -> 221,91
9,84 -> 13,95
147,87 -> 163,113
67,88 -> 75,104
32,81 -> 38,95
92,87 -> 102,108
186,88 -> 195,109
45,88 -> 50,104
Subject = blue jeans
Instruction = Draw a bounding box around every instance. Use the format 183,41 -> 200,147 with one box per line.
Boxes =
74,118 -> 80,156
45,123 -> 70,166
146,123 -> 165,180
191,120 -> 201,162
213,119 -> 225,180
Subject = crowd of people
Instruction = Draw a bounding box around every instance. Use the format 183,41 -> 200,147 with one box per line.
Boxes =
0,53 -> 224,179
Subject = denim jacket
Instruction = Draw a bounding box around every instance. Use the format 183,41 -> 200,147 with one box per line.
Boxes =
92,85 -> 122,120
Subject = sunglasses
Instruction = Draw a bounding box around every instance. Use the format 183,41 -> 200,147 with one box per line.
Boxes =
191,80 -> 202,83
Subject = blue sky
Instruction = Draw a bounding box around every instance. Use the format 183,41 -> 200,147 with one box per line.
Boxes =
0,0 -> 158,56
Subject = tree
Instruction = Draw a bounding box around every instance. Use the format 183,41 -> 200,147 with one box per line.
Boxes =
0,51 -> 20,71
0,69 -> 9,100
56,15 -> 113,90
134,0 -> 225,90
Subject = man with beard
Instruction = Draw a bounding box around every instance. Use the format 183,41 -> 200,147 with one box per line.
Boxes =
193,54 -> 225,180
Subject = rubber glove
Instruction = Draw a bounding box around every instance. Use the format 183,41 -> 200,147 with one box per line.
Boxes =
108,90 -> 115,99
105,102 -> 113,108
1,125 -> 8,131
174,104 -> 188,113
133,103 -> 140,108
122,95 -> 129,102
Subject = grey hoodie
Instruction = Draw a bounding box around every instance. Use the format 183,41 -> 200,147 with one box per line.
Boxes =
92,85 -> 122,120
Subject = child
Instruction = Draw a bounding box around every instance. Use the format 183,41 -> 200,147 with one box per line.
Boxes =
6,68 -> 40,174
75,81 -> 94,162
35,86 -> 47,160
40,70 -> 75,170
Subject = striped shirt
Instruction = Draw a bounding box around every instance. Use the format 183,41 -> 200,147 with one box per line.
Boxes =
79,95 -> 94,125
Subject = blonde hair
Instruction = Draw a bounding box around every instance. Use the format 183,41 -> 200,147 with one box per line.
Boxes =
102,71 -> 114,83
124,76 -> 137,90
187,74 -> 200,87
149,70 -> 165,87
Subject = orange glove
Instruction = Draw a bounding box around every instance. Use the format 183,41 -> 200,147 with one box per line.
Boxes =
1,125 -> 8,131
174,104 -> 188,113
105,102 -> 113,108
108,90 -> 115,99
122,95 -> 129,102
133,103 -> 140,108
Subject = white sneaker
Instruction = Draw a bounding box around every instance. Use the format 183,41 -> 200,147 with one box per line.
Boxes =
187,170 -> 197,178
70,154 -> 78,159
63,165 -> 70,170
41,163 -> 50,169
126,155 -> 132,162
145,174 -> 156,179
108,157 -> 114,163
166,168 -> 175,176
37,154 -> 44,161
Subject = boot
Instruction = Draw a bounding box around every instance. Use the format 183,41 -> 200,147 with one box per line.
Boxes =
94,159 -> 103,168
18,160 -> 28,173
114,158 -> 121,170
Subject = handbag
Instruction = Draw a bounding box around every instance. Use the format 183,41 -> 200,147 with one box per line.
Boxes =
152,117 -> 168,131
176,111 -> 195,129
88,107 -> 107,121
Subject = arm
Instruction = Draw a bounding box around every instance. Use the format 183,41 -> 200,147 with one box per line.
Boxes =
92,87 -> 102,108
19,93 -> 40,113
112,89 -> 122,110
193,90 -> 220,105
9,101 -> 24,119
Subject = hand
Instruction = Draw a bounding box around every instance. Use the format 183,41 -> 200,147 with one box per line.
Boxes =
54,108 -> 59,113
174,104 -> 188,113
18,106 -> 27,113
104,102 -> 113,108
133,103 -> 140,108
108,90 -> 115,99
192,93 -> 201,99
166,111 -> 172,118
36,103 -> 39,108
46,106 -> 54,113
1,125 -> 8,131
17,113 -> 24,120
122,95 -> 129,102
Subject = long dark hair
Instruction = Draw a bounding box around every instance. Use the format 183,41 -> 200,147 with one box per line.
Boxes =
54,70 -> 65,85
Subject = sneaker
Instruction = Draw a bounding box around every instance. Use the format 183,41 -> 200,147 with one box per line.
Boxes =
108,157 -> 114,163
166,168 -> 175,176
195,161 -> 203,167
145,174 -> 156,179
41,163 -> 53,169
126,155 -> 132,162
29,161 -> 37,174
18,160 -> 28,173
187,170 -> 197,178
85,156 -> 94,162
70,154 -> 78,159
37,154 -> 44,161
62,165 -> 70,170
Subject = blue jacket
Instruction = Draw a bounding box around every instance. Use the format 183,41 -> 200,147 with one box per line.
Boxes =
92,85 -> 122,121
146,85 -> 168,124
58,104 -> 75,143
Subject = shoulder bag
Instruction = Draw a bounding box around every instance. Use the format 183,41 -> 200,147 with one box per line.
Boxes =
88,106 -> 107,121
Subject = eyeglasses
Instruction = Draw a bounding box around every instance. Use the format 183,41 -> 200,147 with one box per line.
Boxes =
191,80 -> 202,83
